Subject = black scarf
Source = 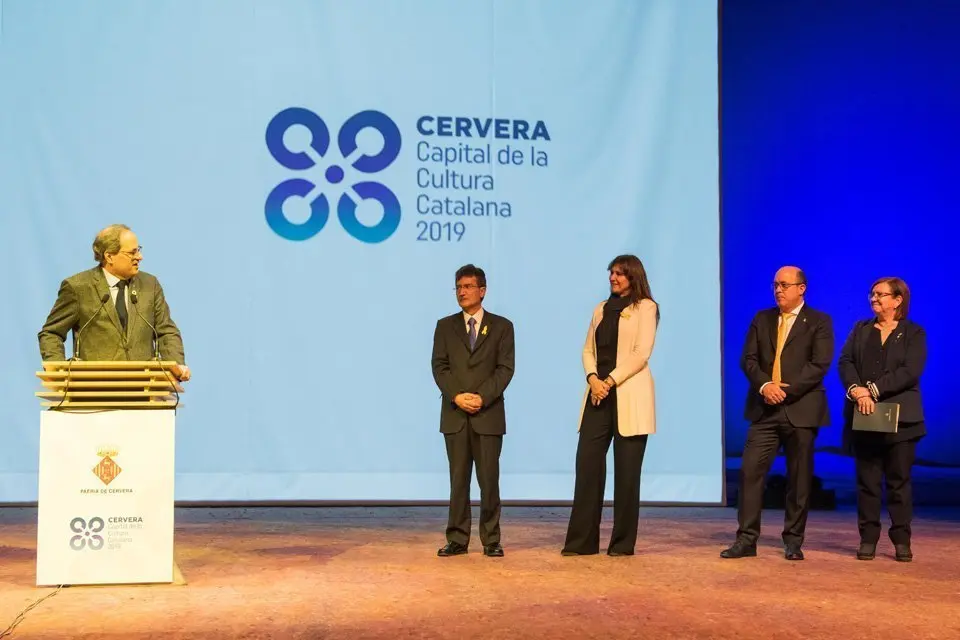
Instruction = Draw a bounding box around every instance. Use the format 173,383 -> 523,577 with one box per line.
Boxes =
595,294 -> 632,350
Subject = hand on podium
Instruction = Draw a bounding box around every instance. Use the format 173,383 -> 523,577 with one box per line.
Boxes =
171,364 -> 191,381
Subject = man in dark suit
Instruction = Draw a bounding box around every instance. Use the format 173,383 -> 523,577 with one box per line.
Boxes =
431,264 -> 515,558
721,266 -> 834,561
38,224 -> 189,380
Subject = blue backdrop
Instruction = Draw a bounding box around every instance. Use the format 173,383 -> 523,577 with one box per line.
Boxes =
722,0 -> 960,473
0,1 -> 721,502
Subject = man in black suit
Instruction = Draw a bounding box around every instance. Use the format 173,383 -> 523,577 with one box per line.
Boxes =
721,266 -> 834,561
431,264 -> 515,558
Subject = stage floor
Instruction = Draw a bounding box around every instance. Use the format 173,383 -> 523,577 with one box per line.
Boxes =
1,506 -> 958,639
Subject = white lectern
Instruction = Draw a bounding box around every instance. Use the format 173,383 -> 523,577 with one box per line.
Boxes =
34,361 -> 184,586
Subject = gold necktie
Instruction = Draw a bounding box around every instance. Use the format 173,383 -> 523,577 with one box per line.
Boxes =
772,312 -> 795,384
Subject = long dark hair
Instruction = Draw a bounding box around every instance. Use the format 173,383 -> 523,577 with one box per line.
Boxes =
609,254 -> 660,322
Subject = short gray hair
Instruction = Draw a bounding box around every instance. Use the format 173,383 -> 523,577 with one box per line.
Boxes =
92,224 -> 131,265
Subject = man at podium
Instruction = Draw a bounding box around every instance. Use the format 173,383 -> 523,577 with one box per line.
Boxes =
37,224 -> 190,381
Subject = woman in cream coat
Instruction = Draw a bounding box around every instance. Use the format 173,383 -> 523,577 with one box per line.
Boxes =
562,254 -> 659,556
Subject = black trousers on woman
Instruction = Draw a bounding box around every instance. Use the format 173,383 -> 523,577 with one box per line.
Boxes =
563,391 -> 649,555
854,436 -> 918,545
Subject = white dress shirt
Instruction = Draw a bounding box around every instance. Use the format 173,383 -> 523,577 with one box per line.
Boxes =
102,268 -> 130,307
759,301 -> 804,395
463,308 -> 484,338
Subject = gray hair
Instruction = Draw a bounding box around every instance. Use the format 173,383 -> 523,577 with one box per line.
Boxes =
92,224 -> 131,265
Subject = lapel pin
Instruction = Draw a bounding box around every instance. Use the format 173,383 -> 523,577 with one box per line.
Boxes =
481,325 -> 488,336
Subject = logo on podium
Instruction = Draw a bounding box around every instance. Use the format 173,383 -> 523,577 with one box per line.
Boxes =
93,448 -> 122,486
69,516 -> 105,551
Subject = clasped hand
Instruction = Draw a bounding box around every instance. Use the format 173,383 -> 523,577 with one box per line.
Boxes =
761,382 -> 789,405
589,376 -> 613,406
454,393 -> 483,414
850,387 -> 877,416
851,386 -> 875,415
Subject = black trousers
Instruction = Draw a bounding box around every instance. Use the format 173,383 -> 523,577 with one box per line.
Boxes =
854,437 -> 917,545
563,393 -> 648,555
444,425 -> 502,547
737,407 -> 817,547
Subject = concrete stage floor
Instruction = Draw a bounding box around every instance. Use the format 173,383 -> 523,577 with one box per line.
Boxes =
1,506 -> 958,639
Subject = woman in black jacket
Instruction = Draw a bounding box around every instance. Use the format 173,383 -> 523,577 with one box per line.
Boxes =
838,277 -> 926,562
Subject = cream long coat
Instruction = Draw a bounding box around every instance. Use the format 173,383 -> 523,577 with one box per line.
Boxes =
579,298 -> 658,436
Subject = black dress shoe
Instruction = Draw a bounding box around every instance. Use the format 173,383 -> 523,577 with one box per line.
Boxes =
856,542 -> 877,560
720,541 -> 757,559
784,545 -> 804,561
607,549 -> 634,556
437,542 -> 468,557
894,543 -> 913,562
482,543 -> 504,557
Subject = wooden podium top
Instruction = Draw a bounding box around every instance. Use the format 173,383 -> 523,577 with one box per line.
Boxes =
41,360 -> 179,371
36,361 -> 184,410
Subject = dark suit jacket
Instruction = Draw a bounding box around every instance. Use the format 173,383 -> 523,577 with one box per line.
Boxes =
741,304 -> 834,428
838,318 -> 926,438
431,310 -> 515,435
38,267 -> 186,363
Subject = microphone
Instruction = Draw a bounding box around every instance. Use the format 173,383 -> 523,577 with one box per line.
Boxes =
58,292 -> 111,409
73,293 -> 111,361
130,290 -> 161,360
131,289 -> 180,410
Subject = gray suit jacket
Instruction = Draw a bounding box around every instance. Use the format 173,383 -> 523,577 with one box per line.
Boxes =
431,310 -> 515,435
38,267 -> 186,363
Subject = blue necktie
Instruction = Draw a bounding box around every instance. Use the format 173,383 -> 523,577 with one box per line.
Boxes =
468,317 -> 477,350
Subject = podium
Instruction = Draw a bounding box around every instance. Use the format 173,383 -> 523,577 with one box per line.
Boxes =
34,361 -> 184,586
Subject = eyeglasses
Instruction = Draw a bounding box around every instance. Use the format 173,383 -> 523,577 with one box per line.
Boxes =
772,282 -> 802,291
454,284 -> 480,292
118,246 -> 143,258
869,292 -> 894,300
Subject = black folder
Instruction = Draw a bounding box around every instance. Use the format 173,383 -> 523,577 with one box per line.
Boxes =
852,402 -> 900,433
